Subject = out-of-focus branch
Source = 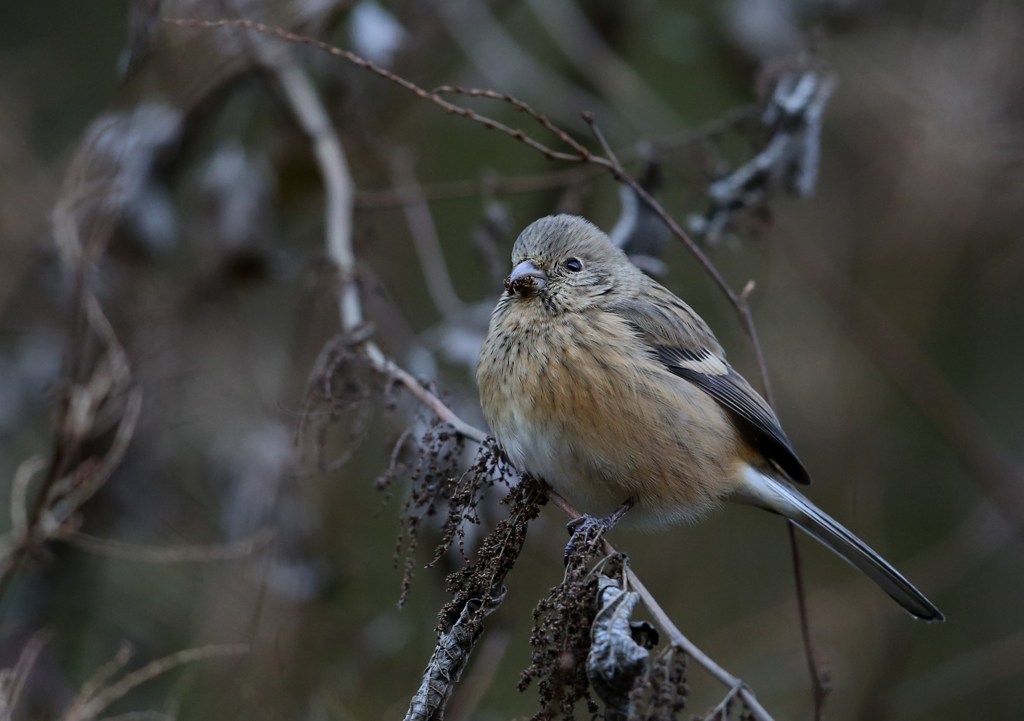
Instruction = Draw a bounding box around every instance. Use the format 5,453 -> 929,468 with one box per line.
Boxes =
689,66 -> 837,243
0,145 -> 143,605
0,631 -> 50,717
784,239 -> 1024,523
787,521 -> 831,719
61,643 -> 248,721
525,0 -> 679,131
386,150 -> 466,320
430,0 -> 632,135
234,22 -> 361,333
217,15 -> 488,445
353,108 -> 756,212
66,529 -> 274,563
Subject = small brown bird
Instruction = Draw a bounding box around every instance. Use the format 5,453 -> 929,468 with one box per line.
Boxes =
476,214 -> 943,621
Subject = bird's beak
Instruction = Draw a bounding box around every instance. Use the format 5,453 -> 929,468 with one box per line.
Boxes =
504,260 -> 547,296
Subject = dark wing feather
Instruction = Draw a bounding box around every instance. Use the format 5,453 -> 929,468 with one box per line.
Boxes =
657,347 -> 810,484
610,292 -> 811,485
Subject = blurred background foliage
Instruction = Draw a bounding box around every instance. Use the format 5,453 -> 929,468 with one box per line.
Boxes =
0,0 -> 1022,719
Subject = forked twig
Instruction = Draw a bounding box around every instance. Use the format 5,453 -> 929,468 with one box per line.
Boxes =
61,644 -> 248,721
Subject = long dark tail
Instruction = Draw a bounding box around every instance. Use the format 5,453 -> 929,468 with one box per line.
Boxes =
735,467 -> 944,622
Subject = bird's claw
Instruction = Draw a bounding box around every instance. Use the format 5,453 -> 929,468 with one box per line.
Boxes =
563,501 -> 633,566
564,514 -> 609,566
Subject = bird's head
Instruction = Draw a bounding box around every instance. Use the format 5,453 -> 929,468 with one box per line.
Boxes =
503,215 -> 634,314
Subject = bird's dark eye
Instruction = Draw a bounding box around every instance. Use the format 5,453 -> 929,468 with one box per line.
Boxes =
564,257 -> 583,272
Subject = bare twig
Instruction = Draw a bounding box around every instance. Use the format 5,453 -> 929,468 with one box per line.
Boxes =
429,0 -> 631,134
0,121 -> 143,605
786,522 -> 831,720
162,19 -> 590,163
62,644 -> 248,721
75,643 -> 133,711
784,239 -> 1024,522
355,106 -> 758,212
0,631 -> 51,720
228,20 -> 361,333
433,85 -> 594,160
378,361 -> 487,444
690,67 -> 837,242
184,18 -> 493,446
524,0 -> 679,131
65,529 -> 274,563
386,150 -> 466,320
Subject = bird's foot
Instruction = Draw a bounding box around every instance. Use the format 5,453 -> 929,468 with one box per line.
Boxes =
563,501 -> 633,566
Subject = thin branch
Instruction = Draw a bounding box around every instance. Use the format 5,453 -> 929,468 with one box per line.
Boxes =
0,631 -> 51,719
784,239 -> 1024,522
433,85 -> 594,160
385,150 -> 466,320
387,366 -> 488,443
62,644 -> 248,721
163,19 -> 590,163
65,529 -> 274,563
226,18 -> 361,333
74,643 -> 133,713
0,126 -> 143,606
627,571 -> 770,721
217,16 -> 488,447
787,522 -> 830,720
524,0 -> 679,131
429,0 -> 632,135
354,107 -> 757,211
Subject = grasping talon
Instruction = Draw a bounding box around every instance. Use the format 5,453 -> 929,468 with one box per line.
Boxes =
563,501 -> 633,566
